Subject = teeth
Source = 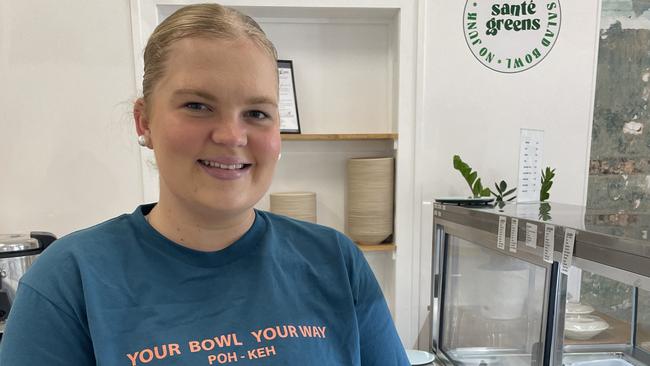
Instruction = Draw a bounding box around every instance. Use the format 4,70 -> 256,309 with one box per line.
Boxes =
200,160 -> 244,170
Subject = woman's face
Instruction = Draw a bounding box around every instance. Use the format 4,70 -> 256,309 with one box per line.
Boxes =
137,37 -> 281,217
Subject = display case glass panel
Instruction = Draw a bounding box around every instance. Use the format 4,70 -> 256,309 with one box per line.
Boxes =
431,202 -> 650,366
637,288 -> 650,353
564,266 -> 633,347
440,236 -> 548,365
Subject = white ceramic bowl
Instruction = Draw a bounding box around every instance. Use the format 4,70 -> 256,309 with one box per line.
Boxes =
405,349 -> 435,365
565,315 -> 609,340
566,302 -> 595,315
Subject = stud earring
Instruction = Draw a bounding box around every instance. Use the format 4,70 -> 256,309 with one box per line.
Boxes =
137,135 -> 147,147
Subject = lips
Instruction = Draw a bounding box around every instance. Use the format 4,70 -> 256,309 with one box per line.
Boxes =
199,160 -> 246,170
197,159 -> 252,180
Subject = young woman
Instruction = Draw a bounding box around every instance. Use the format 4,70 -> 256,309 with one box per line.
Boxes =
0,4 -> 409,365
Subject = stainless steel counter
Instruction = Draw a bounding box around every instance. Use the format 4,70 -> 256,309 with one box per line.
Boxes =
430,201 -> 650,366
433,201 -> 650,279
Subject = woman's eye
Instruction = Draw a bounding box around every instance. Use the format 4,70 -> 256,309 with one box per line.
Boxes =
245,110 -> 270,120
184,102 -> 210,111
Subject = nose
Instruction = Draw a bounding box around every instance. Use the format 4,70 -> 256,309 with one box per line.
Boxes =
211,117 -> 247,147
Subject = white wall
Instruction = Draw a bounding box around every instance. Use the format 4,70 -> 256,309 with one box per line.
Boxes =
419,1 -> 599,206
0,1 -> 142,236
419,1 -> 598,204
413,0 -> 601,349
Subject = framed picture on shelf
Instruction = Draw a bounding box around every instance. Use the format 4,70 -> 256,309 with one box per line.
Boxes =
277,60 -> 301,134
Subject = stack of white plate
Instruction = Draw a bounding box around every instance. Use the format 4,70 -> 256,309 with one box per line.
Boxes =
565,314 -> 609,340
346,157 -> 394,244
566,302 -> 594,315
270,192 -> 317,223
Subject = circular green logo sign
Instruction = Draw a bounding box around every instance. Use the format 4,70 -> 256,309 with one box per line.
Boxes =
463,0 -> 561,73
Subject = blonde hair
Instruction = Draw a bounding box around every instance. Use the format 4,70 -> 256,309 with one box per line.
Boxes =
142,3 -> 278,101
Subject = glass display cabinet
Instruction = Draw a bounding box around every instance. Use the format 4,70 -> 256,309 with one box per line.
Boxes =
430,202 -> 650,366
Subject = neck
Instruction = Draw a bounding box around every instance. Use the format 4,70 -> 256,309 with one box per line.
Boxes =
147,200 -> 255,252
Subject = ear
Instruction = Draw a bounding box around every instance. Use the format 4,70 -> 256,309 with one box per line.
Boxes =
133,98 -> 153,148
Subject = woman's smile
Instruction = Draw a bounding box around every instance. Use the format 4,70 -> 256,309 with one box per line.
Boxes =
197,157 -> 253,180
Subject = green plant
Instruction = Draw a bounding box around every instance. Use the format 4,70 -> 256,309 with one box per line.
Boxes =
538,202 -> 551,221
490,180 -> 516,203
453,155 -> 491,197
540,167 -> 556,202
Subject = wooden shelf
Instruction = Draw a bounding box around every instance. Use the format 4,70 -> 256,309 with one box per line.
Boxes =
355,242 -> 396,252
281,133 -> 397,141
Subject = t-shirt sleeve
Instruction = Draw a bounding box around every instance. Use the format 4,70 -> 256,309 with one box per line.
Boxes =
0,282 -> 95,365
339,233 -> 410,366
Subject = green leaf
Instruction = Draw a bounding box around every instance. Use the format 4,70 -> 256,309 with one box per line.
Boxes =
494,182 -> 502,194
453,155 -> 462,170
480,187 -> 491,197
548,168 -> 556,177
490,180 -> 516,202
540,166 -> 556,202
468,171 -> 478,185
499,180 -> 507,192
472,178 -> 482,197
539,202 -> 552,221
453,155 -> 487,197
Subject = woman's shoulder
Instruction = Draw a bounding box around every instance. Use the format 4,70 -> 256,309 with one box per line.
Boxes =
46,212 -> 135,256
258,210 -> 361,258
20,212 -> 137,289
260,210 -> 336,233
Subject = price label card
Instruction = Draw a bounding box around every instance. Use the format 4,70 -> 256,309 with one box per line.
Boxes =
543,224 -> 555,263
509,218 -> 519,253
517,129 -> 544,203
525,223 -> 538,248
497,216 -> 507,250
560,228 -> 576,275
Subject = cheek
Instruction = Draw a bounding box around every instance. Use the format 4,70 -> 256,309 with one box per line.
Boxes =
154,122 -> 202,156
254,130 -> 281,161
267,134 -> 281,157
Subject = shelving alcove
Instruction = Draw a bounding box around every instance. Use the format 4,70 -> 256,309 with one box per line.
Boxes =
131,0 -> 418,335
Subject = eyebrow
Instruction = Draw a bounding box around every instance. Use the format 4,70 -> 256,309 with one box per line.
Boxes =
172,89 -> 277,107
172,89 -> 218,101
245,96 -> 277,106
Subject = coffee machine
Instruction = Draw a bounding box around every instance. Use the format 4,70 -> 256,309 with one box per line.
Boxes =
0,232 -> 56,338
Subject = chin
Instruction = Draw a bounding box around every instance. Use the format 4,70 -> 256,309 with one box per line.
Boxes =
197,195 -> 258,215
190,181 -> 270,214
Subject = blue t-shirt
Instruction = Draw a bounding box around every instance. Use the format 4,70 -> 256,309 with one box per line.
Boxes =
0,205 -> 409,365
